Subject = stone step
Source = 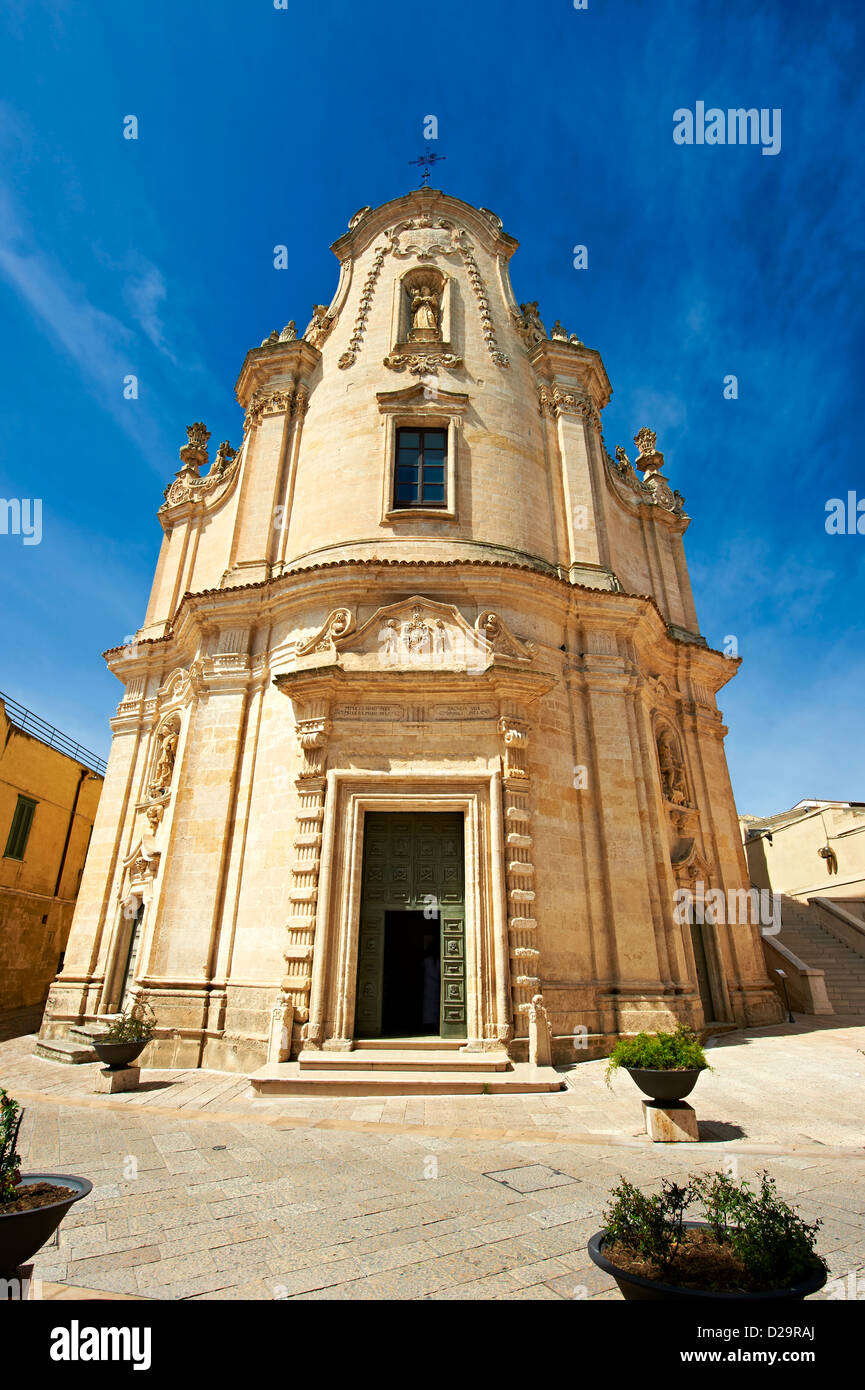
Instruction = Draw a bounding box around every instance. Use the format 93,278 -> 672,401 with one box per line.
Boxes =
297,1048 -> 512,1073
356,1036 -> 465,1051
68,1023 -> 113,1044
775,920 -> 865,1015
249,1062 -> 563,1097
34,1038 -> 97,1065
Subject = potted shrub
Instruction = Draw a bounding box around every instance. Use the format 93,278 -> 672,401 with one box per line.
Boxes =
605,1024 -> 711,1102
588,1170 -> 827,1301
0,1089 -> 92,1276
92,1001 -> 156,1071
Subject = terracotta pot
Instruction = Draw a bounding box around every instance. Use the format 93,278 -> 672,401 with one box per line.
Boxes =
588,1223 -> 827,1301
625,1066 -> 703,1102
0,1173 -> 92,1275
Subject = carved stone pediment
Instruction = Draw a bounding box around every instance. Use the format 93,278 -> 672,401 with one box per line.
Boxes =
284,598 -> 534,677
335,598 -> 495,675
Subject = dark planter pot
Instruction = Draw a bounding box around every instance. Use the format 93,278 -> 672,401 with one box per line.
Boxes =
626,1067 -> 703,1102
588,1223 -> 827,1301
92,1039 -> 148,1070
0,1173 -> 93,1275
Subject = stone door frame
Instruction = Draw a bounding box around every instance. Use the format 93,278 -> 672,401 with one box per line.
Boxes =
306,769 -> 512,1051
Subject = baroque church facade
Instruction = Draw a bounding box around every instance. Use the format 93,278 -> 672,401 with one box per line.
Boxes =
40,188 -> 781,1082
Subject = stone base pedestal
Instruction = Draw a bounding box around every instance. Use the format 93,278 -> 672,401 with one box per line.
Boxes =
642,1098 -> 699,1142
95,1065 -> 140,1094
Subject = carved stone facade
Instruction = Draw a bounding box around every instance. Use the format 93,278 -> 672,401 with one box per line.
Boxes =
39,188 -> 781,1074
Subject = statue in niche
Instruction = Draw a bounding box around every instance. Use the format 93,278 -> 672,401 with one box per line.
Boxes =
658,729 -> 688,806
150,724 -> 179,795
408,283 -> 440,339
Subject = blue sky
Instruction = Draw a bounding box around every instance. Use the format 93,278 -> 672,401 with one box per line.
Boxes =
0,0 -> 862,815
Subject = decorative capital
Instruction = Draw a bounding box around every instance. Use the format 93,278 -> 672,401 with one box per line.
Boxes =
295,718 -> 332,780
498,715 -> 529,780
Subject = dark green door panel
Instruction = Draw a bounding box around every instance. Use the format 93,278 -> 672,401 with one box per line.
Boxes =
356,812 -> 466,1039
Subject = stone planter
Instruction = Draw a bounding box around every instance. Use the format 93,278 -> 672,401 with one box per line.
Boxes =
588,1222 -> 827,1301
0,1173 -> 92,1275
92,1039 -> 149,1070
625,1066 -> 703,1102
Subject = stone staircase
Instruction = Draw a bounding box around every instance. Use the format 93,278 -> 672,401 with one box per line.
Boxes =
34,1022 -> 111,1065
778,898 -> 865,1016
249,1036 -> 564,1096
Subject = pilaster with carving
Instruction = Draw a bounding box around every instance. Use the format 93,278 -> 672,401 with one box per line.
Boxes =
498,711 -> 541,1032
282,710 -> 332,1040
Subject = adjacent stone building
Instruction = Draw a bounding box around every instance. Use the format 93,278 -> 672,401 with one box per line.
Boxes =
39,188 -> 781,1082
742,800 -> 865,908
1,694 -> 103,1039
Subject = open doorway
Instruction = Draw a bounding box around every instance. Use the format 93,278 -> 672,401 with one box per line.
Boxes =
381,909 -> 440,1036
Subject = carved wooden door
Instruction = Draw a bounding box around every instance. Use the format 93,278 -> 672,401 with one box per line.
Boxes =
690,920 -> 716,1021
355,812 -> 466,1039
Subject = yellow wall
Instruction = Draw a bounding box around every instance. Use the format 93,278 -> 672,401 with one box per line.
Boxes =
0,701 -> 103,1033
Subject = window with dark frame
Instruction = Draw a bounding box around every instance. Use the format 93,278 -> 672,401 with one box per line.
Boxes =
394,427 -> 447,508
4,794 -> 37,860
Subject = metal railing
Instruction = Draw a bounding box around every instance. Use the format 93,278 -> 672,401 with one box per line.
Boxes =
1,691 -> 107,775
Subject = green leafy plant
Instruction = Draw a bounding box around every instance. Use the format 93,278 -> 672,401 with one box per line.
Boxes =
605,1025 -> 711,1086
602,1169 -> 826,1291
0,1089 -> 24,1203
603,1177 -> 691,1274
692,1171 -> 824,1288
101,1000 -> 156,1043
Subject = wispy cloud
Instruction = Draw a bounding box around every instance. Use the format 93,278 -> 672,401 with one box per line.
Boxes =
123,260 -> 178,364
0,183 -> 169,473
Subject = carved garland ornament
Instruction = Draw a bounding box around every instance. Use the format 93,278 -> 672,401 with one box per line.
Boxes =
338,245 -> 388,368
383,352 -> 462,375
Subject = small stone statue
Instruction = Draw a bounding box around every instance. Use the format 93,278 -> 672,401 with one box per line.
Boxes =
658,730 -> 687,806
409,285 -> 439,334
279,321 -> 297,341
528,994 -> 552,1067
151,727 -> 178,794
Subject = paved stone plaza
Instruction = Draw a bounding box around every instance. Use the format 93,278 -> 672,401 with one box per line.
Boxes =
3,1019 -> 864,1301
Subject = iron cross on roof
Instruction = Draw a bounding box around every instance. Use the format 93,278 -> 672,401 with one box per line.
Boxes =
409,151 -> 446,187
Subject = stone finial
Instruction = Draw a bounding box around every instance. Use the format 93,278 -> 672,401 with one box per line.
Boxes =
178,422 -> 210,476
213,441 -> 237,475
279,321 -> 297,342
550,320 -> 569,341
633,426 -> 665,474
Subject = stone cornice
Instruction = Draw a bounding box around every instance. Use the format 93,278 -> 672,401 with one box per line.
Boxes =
234,338 -> 321,409
530,340 -> 612,412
